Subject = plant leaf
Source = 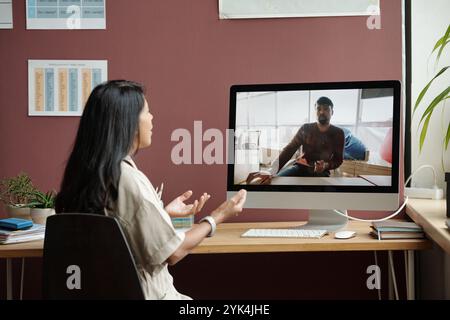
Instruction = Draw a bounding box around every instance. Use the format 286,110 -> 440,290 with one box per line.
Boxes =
24,202 -> 40,208
419,86 -> 450,125
413,66 -> 450,115
431,36 -> 444,54
431,25 -> 450,55
419,112 -> 433,153
436,24 -> 450,64
445,122 -> 450,150
431,36 -> 446,54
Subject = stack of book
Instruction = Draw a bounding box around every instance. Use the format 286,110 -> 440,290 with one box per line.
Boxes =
370,220 -> 424,240
0,224 -> 45,244
171,215 -> 194,232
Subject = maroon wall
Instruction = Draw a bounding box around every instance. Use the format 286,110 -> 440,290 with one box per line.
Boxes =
0,0 -> 403,299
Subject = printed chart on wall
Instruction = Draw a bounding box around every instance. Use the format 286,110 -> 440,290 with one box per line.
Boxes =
26,0 -> 106,29
0,0 -> 13,29
219,0 -> 380,19
28,60 -> 108,116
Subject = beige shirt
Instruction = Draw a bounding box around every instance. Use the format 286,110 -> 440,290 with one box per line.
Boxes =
105,156 -> 191,300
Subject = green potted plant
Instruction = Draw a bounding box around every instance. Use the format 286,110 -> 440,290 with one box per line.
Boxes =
414,24 -> 449,157
414,25 -> 449,207
26,190 -> 56,225
0,172 -> 37,220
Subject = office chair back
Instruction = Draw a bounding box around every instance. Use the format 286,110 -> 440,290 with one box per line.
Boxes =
43,213 -> 145,300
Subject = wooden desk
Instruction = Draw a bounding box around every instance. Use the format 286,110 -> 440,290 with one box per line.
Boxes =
0,240 -> 44,300
268,177 -> 373,186
192,220 -> 429,300
339,160 -> 392,176
192,220 -> 429,254
406,199 -> 449,255
0,220 -> 431,300
359,175 -> 391,187
0,241 -> 44,259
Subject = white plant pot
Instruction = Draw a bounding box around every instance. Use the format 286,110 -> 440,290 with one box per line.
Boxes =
30,208 -> 55,225
6,205 -> 32,220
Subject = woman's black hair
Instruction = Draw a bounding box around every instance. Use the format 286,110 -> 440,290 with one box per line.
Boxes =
55,80 -> 145,214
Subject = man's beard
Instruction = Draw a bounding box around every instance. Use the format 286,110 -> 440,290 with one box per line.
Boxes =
318,115 -> 329,125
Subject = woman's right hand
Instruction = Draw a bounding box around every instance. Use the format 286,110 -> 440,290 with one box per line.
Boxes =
211,189 -> 247,224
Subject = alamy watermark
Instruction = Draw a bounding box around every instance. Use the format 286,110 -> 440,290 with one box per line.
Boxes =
366,4 -> 381,30
66,5 -> 81,30
170,121 -> 283,167
366,264 -> 381,290
66,264 -> 81,290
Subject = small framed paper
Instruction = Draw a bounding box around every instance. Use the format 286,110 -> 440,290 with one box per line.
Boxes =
28,60 -> 108,116
26,0 -> 106,30
0,0 -> 13,29
219,0 -> 380,19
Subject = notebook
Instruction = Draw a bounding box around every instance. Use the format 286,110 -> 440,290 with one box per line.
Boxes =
0,218 -> 33,230
371,220 -> 422,232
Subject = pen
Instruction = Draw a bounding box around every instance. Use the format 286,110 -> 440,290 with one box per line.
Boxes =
157,182 -> 164,199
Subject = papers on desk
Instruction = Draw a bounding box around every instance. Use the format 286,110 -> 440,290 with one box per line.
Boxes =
0,224 -> 45,244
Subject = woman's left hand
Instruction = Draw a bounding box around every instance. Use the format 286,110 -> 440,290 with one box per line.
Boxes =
165,191 -> 210,217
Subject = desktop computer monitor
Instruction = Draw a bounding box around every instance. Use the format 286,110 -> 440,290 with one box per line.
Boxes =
227,80 -> 401,231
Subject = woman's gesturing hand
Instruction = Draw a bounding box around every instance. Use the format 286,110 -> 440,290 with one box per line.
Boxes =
211,189 -> 247,224
165,190 -> 210,218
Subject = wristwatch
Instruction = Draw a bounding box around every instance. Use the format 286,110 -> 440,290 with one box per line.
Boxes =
199,216 -> 217,237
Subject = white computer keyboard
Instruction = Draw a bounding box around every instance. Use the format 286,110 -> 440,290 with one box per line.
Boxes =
241,228 -> 328,239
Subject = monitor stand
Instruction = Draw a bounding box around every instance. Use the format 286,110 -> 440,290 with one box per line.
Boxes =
294,209 -> 348,232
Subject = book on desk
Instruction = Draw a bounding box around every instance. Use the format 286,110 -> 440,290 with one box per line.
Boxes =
370,220 -> 424,240
0,224 -> 45,244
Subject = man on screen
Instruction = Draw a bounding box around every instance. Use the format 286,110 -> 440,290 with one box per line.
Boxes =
246,96 -> 345,184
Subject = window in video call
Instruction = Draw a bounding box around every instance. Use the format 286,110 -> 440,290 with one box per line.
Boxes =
231,85 -> 399,190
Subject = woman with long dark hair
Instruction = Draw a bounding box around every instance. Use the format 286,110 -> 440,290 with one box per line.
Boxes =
55,80 -> 246,299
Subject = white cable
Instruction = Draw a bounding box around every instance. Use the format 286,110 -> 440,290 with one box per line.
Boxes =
332,164 -> 438,222
404,164 -> 437,188
333,197 -> 409,222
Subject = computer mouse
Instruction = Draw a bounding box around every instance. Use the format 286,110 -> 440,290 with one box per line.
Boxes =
334,230 -> 356,239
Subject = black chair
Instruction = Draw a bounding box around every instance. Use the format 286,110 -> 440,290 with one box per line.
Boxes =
43,213 -> 145,300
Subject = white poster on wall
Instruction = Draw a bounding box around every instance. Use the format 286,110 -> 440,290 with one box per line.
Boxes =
219,0 -> 380,19
28,60 -> 108,116
26,0 -> 106,30
0,0 -> 13,29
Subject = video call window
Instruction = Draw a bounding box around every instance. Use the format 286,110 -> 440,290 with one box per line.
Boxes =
234,88 -> 394,187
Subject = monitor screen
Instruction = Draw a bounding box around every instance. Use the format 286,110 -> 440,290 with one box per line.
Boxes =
227,81 -> 400,195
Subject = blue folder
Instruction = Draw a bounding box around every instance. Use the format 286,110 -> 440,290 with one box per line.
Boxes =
0,218 -> 33,230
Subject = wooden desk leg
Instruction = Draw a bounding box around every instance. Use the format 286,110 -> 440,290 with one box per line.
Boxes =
6,258 -> 12,300
404,251 -> 408,297
20,258 -> 25,300
388,252 -> 394,300
406,250 -> 415,300
388,251 -> 399,300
